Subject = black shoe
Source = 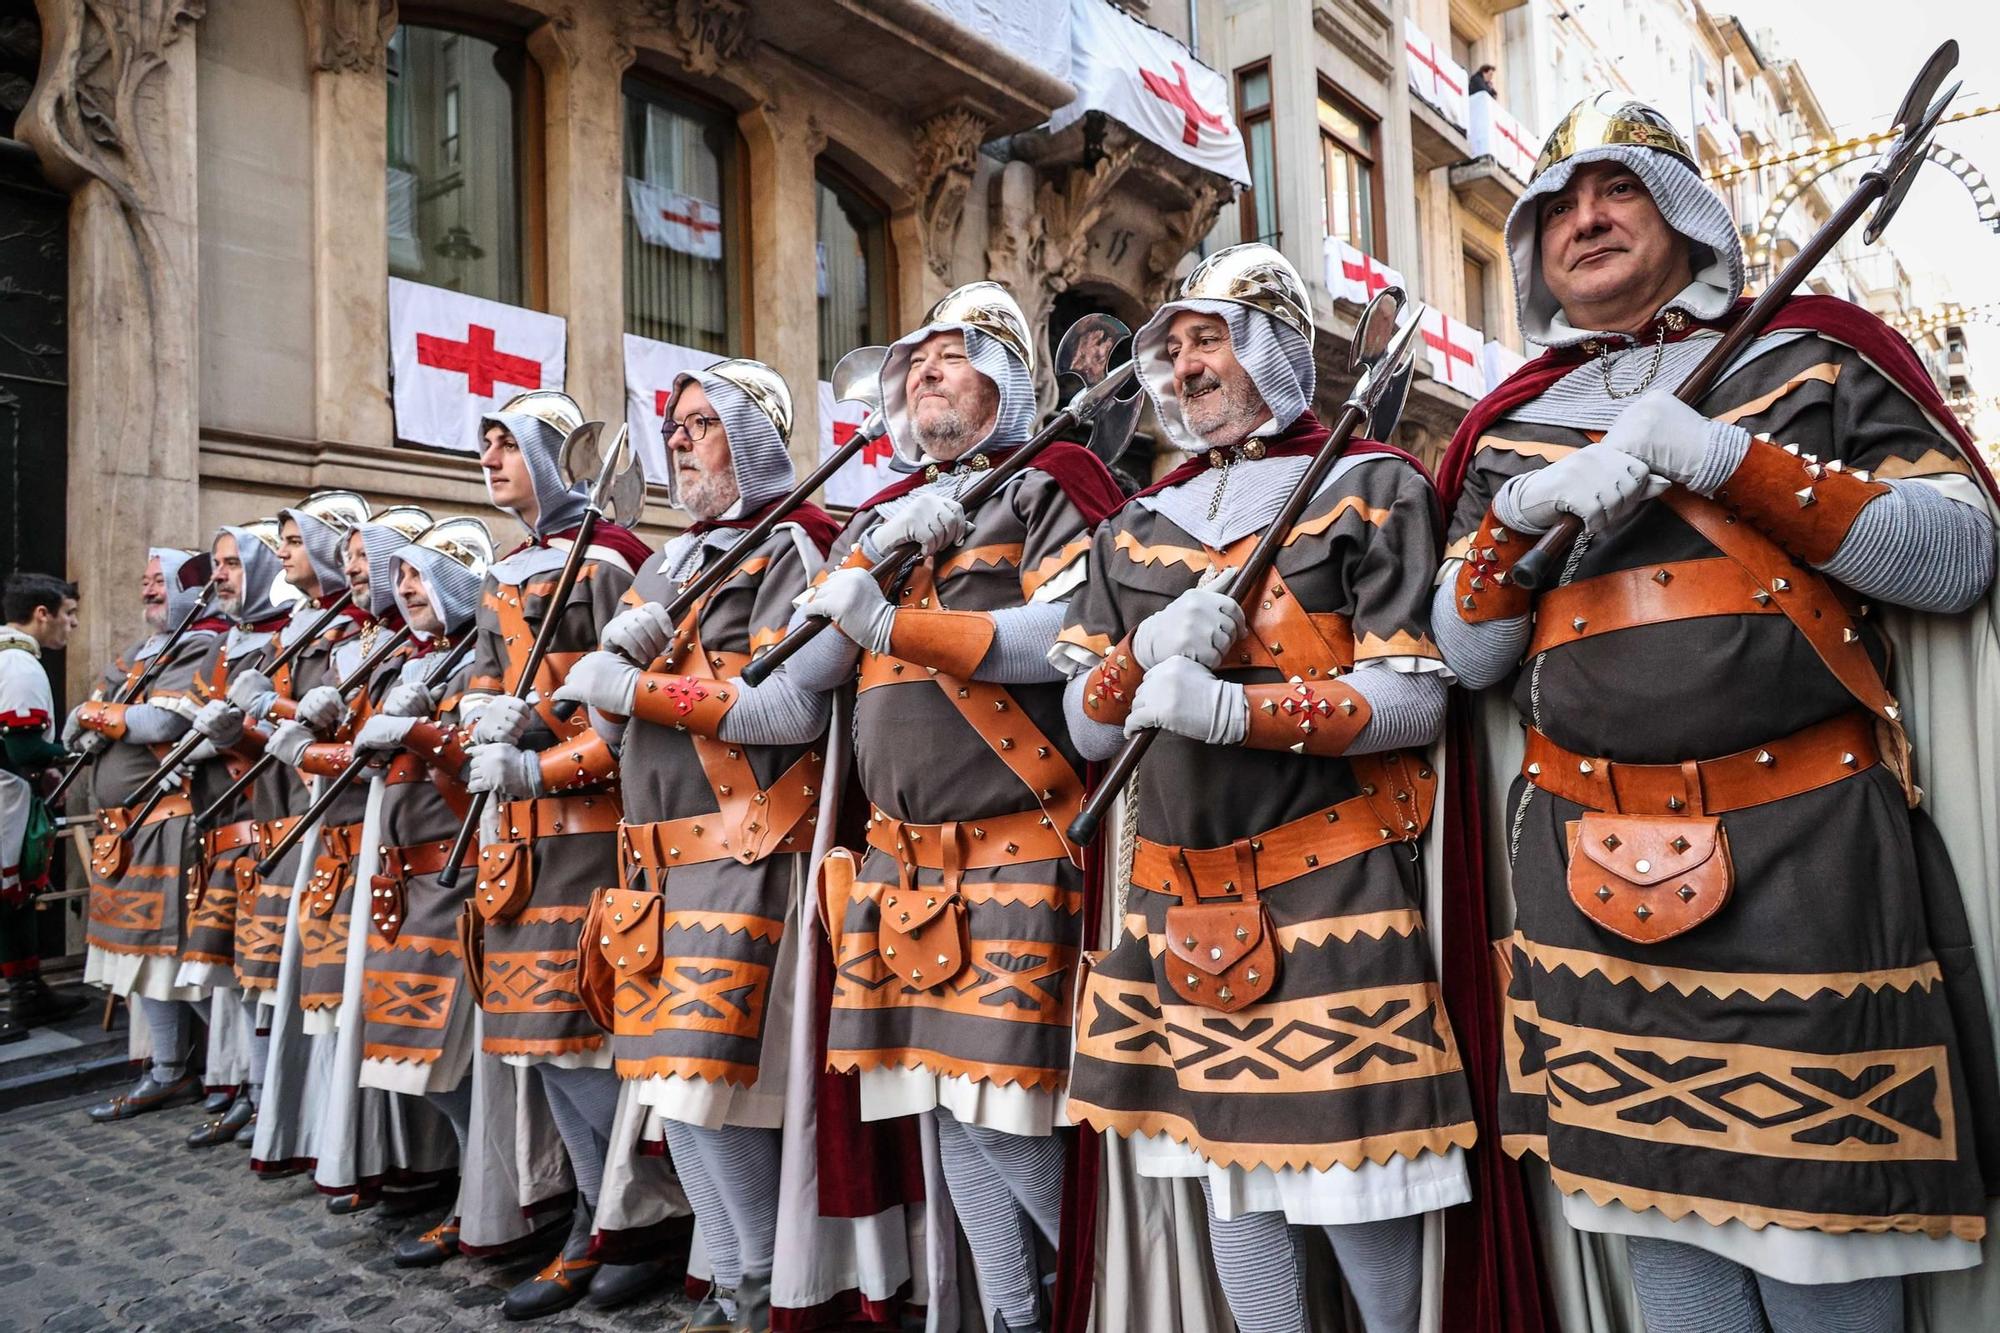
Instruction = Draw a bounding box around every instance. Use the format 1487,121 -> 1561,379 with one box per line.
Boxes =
5,974 -> 89,1027
326,1190 -> 376,1216
0,1013 -> 24,1045
186,1094 -> 253,1148
500,1205 -> 598,1321
584,1257 -> 672,1310
201,1087 -> 236,1114
87,1071 -> 200,1122
235,1110 -> 258,1145
392,1217 -> 461,1269
378,1180 -> 454,1217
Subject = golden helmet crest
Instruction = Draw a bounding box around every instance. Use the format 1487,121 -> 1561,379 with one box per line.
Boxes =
922,281 -> 1037,377
295,488 -> 371,536
494,389 -> 585,440
367,504 -> 434,544
1533,92 -> 1698,181
682,359 -> 793,444
1176,243 -> 1314,347
412,517 -> 496,580
235,518 -> 285,557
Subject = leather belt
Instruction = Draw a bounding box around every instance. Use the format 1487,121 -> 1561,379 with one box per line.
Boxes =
202,819 -> 258,856
495,793 -> 620,840
253,815 -> 303,855
381,753 -> 427,786
1530,557 -> 1788,654
319,820 -> 362,861
620,815 -> 739,873
104,794 -> 192,828
378,836 -> 472,881
1523,711 -> 1880,815
864,806 -> 1068,872
1132,763 -> 1434,902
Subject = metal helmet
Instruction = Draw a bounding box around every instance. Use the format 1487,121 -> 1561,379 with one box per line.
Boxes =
495,389 -> 585,441
293,488 -> 372,537
411,516 -> 496,578
1174,243 -> 1314,348
235,518 -> 284,558
365,504 -> 434,544
1533,92 -> 1697,182
921,280 -> 1037,378
686,358 -> 794,443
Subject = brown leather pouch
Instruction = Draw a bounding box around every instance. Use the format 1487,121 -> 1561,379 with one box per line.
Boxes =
1567,813 -> 1733,944
1162,901 -> 1279,1013
233,857 -> 259,898
576,892 -> 619,1033
474,839 -> 533,922
595,887 -> 664,983
369,872 -> 405,945
306,854 -> 347,918
457,901 -> 486,994
878,886 -> 967,991
90,831 -> 129,881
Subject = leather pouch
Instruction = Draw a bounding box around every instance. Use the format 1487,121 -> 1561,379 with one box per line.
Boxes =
1162,901 -> 1279,1013
474,839 -> 533,922
90,831 -> 130,882
595,887 -> 664,983
233,857 -> 259,899
306,853 -> 348,918
878,886 -> 967,991
577,892 -> 619,1033
1567,813 -> 1733,944
369,872 -> 405,946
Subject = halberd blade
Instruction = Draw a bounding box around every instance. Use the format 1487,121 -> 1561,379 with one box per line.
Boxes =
1866,80 -> 1959,245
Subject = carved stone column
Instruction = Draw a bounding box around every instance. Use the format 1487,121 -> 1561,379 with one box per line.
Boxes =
301,0 -> 396,451
20,0 -> 205,697
529,8 -> 637,425
738,100 -> 825,482
912,104 -> 988,296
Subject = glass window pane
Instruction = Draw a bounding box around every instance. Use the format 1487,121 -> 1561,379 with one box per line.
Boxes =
816,172 -> 888,382
1246,116 -> 1276,243
624,86 -> 738,353
1463,252 -> 1489,331
1317,94 -> 1370,154
1240,67 -> 1271,114
387,25 -> 523,304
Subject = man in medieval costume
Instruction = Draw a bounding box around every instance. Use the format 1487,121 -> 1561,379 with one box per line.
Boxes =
549,357 -> 842,1327
725,282 -> 1121,1333
1052,243 -> 1474,1333
69,547 -> 221,1121
1432,94 -> 2000,1333
454,389 -> 671,1319
0,573 -> 86,1044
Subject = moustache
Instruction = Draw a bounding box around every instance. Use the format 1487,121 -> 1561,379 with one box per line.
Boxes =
1179,372 -> 1221,398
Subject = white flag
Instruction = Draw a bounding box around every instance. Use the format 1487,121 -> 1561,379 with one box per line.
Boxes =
623,333 -> 718,485
1323,237 -> 1408,307
818,381 -> 888,510
1419,307 -> 1487,398
1049,0 -> 1249,185
1403,17 -> 1469,129
625,176 -> 724,260
388,278 -> 566,453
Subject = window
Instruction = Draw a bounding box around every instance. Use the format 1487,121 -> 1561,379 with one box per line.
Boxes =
1450,27 -> 1475,74
387,24 -> 528,303
816,167 -> 890,381
1237,63 -> 1278,244
1318,87 -> 1381,256
623,82 -> 741,353
1462,251 -> 1490,333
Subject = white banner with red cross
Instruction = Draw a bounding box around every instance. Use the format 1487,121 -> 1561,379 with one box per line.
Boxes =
1483,339 -> 1529,392
1469,91 -> 1538,184
1403,16 -> 1468,130
625,176 -> 725,260
1049,0 -> 1249,185
1419,307 -> 1487,398
1324,237 -> 1408,308
817,381 -> 889,510
389,278 -> 567,453
623,333 -> 717,486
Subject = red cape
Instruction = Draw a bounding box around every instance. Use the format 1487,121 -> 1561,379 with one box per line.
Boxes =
512,520 -> 657,571
1434,294 -> 2000,1333
690,497 -> 844,559
1128,410 -> 1434,504
857,441 -> 1126,528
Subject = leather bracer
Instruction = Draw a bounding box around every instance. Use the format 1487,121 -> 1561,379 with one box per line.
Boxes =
1453,508 -> 1533,622
886,608 -> 996,679
1242,676 -> 1371,756
1715,437 -> 1890,565
626,674 -> 738,737
77,700 -> 129,741
296,742 -> 353,777
1079,635 -> 1145,727
403,720 -> 469,776
536,728 -> 619,793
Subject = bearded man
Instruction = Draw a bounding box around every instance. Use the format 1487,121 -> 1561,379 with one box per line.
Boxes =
1433,95 -> 2000,1333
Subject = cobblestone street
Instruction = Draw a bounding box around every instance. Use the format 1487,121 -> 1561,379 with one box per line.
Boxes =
0,1088 -> 694,1332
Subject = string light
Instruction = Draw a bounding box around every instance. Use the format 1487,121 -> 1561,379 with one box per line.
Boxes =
1705,102 -> 2000,182
1744,141 -> 2000,266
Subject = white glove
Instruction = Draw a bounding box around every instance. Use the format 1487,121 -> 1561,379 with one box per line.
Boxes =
1133,571 -> 1246,670
865,492 -> 968,559
380,682 -> 438,718
470,694 -> 535,747
354,714 -> 419,756
1500,444 -> 1670,535
226,668 -> 278,720
70,728 -> 110,759
464,744 -> 544,800
192,699 -> 247,747
294,685 -> 345,733
1125,656 -> 1248,745
1598,388 -> 1741,490
807,567 -> 896,654
184,738 -> 220,766
61,705 -> 92,748
601,602 -> 674,665
550,651 -> 641,716
264,720 -> 316,768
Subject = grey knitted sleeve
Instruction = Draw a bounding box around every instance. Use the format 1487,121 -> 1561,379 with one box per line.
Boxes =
122,703 -> 191,746
1429,575 -> 1530,690
711,606 -> 852,747
972,601 -> 1071,684
1820,481 -> 1996,614
1343,665 -> 1447,754
1063,671 -> 1126,762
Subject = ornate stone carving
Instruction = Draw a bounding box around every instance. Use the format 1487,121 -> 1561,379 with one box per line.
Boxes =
299,0 -> 395,73
913,105 -> 989,281
1145,178 -> 1228,304
636,0 -> 749,77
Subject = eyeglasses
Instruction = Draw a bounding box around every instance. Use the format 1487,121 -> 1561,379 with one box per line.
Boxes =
666,412 -> 722,444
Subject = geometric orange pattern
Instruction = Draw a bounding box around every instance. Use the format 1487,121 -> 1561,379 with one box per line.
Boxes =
481,949 -> 584,1014
614,957 -> 771,1040
363,971 -> 457,1031
234,913 -> 286,972
88,884 -> 166,932
832,932 -> 1076,1027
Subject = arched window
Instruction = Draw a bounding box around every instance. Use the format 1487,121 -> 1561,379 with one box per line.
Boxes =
623,81 -> 741,353
386,23 -> 528,303
815,166 -> 890,380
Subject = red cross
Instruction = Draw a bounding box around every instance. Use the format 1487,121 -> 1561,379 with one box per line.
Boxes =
1495,118 -> 1536,170
1341,253 -> 1393,297
654,388 -> 673,416
1423,315 -> 1478,382
415,324 -> 542,398
1404,38 -> 1464,99
660,206 -> 720,236
833,419 -> 892,466
1140,61 -> 1226,147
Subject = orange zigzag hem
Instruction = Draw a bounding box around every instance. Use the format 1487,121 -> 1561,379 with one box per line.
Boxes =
826,1048 -> 1067,1094
1500,932 -> 1944,1002
1067,1099 -> 1478,1175
661,915 -> 785,945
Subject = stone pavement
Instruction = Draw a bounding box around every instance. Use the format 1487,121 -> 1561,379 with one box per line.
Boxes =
0,1088 -> 695,1332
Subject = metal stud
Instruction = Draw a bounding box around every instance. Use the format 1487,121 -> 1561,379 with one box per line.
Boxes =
1667,796 -> 1685,811
1245,970 -> 1260,984
1185,973 -> 1199,988
1182,935 -> 1196,949
1840,752 -> 1857,768
1677,885 -> 1697,902
1572,616 -> 1588,632
1669,836 -> 1690,854
1578,759 -> 1594,774
1216,986 -> 1234,1002
1634,859 -> 1651,874
1596,885 -> 1613,902
1652,568 -> 1673,585
1602,834 -> 1622,852
1755,750 -> 1775,766
1634,904 -> 1653,921
1234,926 -> 1248,942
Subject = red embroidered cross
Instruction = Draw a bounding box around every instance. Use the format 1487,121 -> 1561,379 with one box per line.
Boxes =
1423,315 -> 1478,379
1280,679 -> 1335,734
415,324 -> 543,398
1404,39 -> 1463,98
1341,253 -> 1393,297
1140,61 -> 1226,147
661,677 -> 708,717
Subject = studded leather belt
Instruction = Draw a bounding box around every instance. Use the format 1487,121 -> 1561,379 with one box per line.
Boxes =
202,819 -> 258,857
864,806 -> 1068,871
1528,557 -> 1793,654
494,793 -> 620,840
254,815 -> 304,855
619,814 -> 741,873
1523,711 -> 1880,815
377,836 -> 471,881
